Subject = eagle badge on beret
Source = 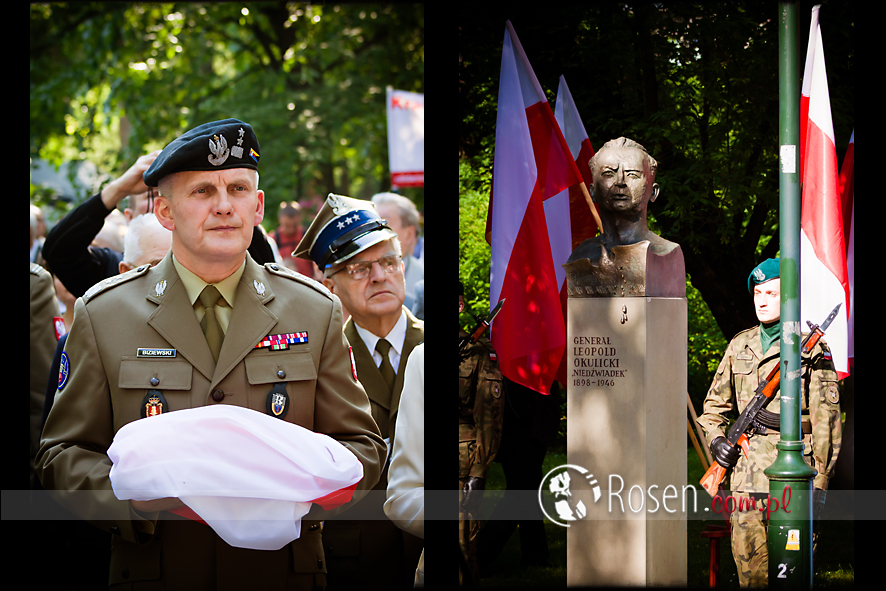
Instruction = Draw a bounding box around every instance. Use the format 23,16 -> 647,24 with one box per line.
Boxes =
208,134 -> 230,166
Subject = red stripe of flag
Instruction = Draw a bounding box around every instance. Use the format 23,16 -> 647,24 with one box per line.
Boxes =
486,21 -> 584,394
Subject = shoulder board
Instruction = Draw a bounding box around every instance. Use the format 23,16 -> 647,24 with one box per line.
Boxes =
263,263 -> 333,300
83,264 -> 151,303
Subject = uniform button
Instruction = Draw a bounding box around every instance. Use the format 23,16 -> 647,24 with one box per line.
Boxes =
211,389 -> 225,402
150,377 -> 160,386
277,370 -> 286,379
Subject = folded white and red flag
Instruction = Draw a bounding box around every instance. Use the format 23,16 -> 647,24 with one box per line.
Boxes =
108,405 -> 363,550
486,21 -> 584,394
799,4 -> 850,379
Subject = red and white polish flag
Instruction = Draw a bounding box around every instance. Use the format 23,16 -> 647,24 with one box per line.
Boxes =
486,21 -> 584,394
548,75 -> 599,385
800,5 -> 850,379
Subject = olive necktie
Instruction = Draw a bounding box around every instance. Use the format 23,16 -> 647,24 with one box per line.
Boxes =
199,286 -> 225,363
375,338 -> 396,392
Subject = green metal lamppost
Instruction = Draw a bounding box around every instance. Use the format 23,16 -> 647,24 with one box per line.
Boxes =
764,2 -> 815,588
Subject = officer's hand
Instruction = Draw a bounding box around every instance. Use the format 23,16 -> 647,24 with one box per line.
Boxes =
129,497 -> 185,514
461,476 -> 485,513
710,436 -> 741,469
101,150 -> 162,210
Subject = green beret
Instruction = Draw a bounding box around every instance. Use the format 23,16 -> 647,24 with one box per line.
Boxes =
143,118 -> 260,187
748,258 -> 780,294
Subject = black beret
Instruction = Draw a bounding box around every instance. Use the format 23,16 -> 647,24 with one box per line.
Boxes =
143,118 -> 261,187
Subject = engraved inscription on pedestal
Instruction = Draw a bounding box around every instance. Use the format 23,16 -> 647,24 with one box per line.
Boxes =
571,335 -> 626,388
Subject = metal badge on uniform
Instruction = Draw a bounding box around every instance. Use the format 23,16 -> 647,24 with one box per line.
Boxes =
254,279 -> 266,296
141,390 -> 169,418
266,383 -> 289,419
208,134 -> 230,166
254,332 -> 308,351
231,127 -> 245,158
155,280 -> 167,297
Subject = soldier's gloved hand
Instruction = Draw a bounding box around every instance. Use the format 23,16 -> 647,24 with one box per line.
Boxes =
461,476 -> 485,513
710,436 -> 741,469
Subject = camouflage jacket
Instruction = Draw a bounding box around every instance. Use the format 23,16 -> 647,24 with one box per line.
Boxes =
697,325 -> 842,492
458,331 -> 505,479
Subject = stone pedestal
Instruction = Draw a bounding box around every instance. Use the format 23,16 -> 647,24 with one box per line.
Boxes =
566,297 -> 687,586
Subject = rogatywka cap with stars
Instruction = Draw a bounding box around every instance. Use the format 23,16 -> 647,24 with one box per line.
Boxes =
293,193 -> 398,270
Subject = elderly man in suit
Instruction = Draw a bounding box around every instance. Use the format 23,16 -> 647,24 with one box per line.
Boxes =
295,193 -> 424,589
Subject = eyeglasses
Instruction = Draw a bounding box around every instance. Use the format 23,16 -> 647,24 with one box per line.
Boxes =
332,254 -> 402,281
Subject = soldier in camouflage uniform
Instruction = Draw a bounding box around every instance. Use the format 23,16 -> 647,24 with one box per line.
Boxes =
458,282 -> 505,585
697,258 -> 842,588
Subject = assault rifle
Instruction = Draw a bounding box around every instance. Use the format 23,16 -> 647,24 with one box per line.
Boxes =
699,302 -> 842,497
459,299 -> 505,361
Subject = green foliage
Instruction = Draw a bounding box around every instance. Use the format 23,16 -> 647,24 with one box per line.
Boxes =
31,3 -> 424,227
687,274 -> 728,410
458,154 -> 492,329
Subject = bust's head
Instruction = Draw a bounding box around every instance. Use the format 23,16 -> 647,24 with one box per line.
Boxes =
588,137 -> 659,219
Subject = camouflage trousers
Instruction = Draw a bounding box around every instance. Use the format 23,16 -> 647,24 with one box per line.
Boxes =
730,492 -> 820,588
730,493 -> 769,588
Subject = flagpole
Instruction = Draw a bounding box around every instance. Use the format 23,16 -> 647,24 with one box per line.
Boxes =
765,2 -> 816,588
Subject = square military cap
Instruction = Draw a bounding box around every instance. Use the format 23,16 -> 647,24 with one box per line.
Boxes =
294,193 -> 398,270
143,118 -> 261,187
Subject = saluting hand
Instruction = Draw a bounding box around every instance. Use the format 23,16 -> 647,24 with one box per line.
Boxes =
100,150 -> 163,210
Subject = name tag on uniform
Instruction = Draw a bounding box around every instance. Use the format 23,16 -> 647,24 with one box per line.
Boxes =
137,348 -> 177,358
737,353 -> 753,361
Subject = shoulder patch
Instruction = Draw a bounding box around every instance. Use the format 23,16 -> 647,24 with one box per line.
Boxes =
263,263 -> 333,300
83,264 -> 151,303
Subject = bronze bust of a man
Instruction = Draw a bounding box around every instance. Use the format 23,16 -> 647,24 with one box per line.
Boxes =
563,137 -> 685,297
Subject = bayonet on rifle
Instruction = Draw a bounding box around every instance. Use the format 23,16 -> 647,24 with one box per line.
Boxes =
459,299 -> 505,360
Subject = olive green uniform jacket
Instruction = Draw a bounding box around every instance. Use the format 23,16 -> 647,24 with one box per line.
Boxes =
35,251 -> 385,590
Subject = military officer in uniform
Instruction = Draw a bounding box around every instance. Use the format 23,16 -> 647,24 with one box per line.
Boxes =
458,281 -> 505,585
697,258 -> 842,587
294,193 -> 424,589
35,118 -> 385,591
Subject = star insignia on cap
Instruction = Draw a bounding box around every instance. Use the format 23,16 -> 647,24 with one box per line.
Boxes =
337,221 -> 345,229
